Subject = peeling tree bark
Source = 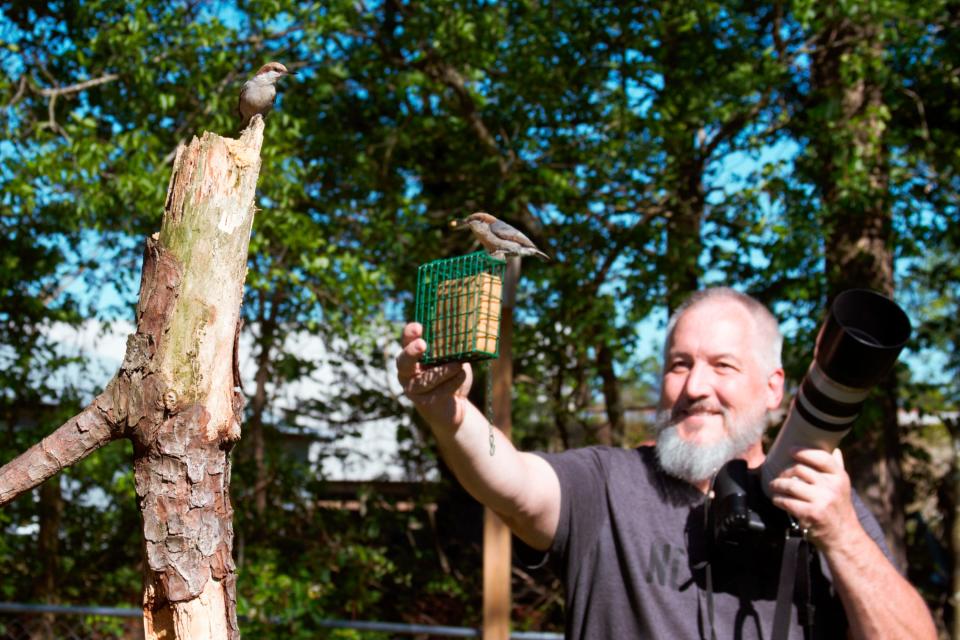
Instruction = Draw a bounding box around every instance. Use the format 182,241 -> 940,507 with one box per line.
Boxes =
0,117 -> 265,639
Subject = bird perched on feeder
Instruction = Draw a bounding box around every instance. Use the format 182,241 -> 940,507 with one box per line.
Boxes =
238,62 -> 295,129
450,212 -> 550,261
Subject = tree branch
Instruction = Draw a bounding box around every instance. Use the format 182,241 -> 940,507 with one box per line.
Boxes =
0,386 -> 119,506
420,54 -> 516,177
6,75 -> 27,107
701,88 -> 774,160
36,73 -> 120,98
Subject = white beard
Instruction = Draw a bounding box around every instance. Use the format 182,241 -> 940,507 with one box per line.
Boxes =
653,402 -> 768,485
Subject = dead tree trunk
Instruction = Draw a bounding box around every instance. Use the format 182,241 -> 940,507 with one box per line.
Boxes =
0,117 -> 265,639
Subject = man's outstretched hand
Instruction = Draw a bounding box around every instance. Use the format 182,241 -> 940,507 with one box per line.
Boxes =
396,322 -> 473,429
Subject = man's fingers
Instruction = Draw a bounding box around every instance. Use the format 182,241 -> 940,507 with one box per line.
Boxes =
416,367 -> 468,401
769,475 -> 815,501
832,447 -> 845,470
396,341 -> 425,379
790,447 -> 840,473
402,322 -> 423,348
404,362 -> 465,396
786,464 -> 819,485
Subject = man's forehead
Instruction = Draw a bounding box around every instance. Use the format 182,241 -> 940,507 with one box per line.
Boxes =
666,299 -> 757,350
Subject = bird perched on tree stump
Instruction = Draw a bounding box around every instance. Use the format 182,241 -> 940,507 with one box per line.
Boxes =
238,62 -> 295,129
450,212 -> 550,261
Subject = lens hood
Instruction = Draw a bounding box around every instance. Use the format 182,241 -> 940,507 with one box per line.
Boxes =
816,289 -> 911,389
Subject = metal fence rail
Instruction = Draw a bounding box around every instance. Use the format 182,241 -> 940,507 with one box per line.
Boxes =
0,602 -> 563,639
0,602 -> 143,640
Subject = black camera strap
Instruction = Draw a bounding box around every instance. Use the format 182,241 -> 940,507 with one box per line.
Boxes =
772,533 -> 814,640
699,540 -> 812,640
703,561 -> 718,640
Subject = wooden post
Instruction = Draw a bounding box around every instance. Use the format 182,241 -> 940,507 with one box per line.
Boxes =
952,420 -> 960,640
483,257 -> 520,640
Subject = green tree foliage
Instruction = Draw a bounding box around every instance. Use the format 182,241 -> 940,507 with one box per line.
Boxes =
1,0 -> 957,634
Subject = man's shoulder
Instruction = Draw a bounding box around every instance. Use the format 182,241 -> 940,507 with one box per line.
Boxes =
592,443 -> 659,469
538,443 -> 655,466
536,444 -> 659,487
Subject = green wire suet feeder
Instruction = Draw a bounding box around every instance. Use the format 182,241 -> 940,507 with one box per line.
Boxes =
415,251 -> 506,365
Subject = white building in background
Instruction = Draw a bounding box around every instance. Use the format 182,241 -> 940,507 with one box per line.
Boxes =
43,318 -> 433,483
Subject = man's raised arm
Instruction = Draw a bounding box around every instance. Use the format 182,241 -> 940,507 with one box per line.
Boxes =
769,448 -> 937,639
396,322 -> 560,550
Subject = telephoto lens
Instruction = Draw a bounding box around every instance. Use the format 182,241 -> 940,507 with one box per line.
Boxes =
760,289 -> 911,494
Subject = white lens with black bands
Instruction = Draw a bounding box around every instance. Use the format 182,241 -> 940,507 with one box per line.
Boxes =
805,362 -> 871,404
795,388 -> 860,432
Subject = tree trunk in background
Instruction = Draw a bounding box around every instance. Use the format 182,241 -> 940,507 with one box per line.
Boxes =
30,477 -> 62,640
659,17 -> 705,313
248,308 -> 276,520
808,13 -> 905,567
37,470 -> 63,602
596,342 -> 625,447
133,121 -> 264,638
663,163 -> 705,313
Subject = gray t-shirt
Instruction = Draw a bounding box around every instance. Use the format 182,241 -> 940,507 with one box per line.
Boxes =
536,445 -> 891,639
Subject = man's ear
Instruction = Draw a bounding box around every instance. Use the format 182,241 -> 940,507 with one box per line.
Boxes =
766,368 -> 785,411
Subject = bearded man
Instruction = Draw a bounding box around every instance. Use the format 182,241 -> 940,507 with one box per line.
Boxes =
396,287 -> 935,639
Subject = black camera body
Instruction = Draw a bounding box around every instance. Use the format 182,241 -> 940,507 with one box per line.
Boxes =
708,459 -> 791,552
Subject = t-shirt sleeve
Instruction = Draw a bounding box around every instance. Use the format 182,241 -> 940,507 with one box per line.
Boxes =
851,490 -> 897,566
533,447 -> 610,574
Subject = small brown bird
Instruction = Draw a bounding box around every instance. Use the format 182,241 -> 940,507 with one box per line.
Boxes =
450,212 -> 550,261
238,62 -> 295,129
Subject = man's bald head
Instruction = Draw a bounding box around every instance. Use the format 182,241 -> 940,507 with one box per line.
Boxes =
663,287 -> 783,375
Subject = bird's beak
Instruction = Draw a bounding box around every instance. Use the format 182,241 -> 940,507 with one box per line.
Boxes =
450,219 -> 469,230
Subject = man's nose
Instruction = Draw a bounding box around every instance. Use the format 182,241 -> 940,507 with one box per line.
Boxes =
681,362 -> 712,399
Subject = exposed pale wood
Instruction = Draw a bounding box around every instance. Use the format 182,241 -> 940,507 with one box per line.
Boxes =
135,117 -> 264,639
145,577 -> 230,639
